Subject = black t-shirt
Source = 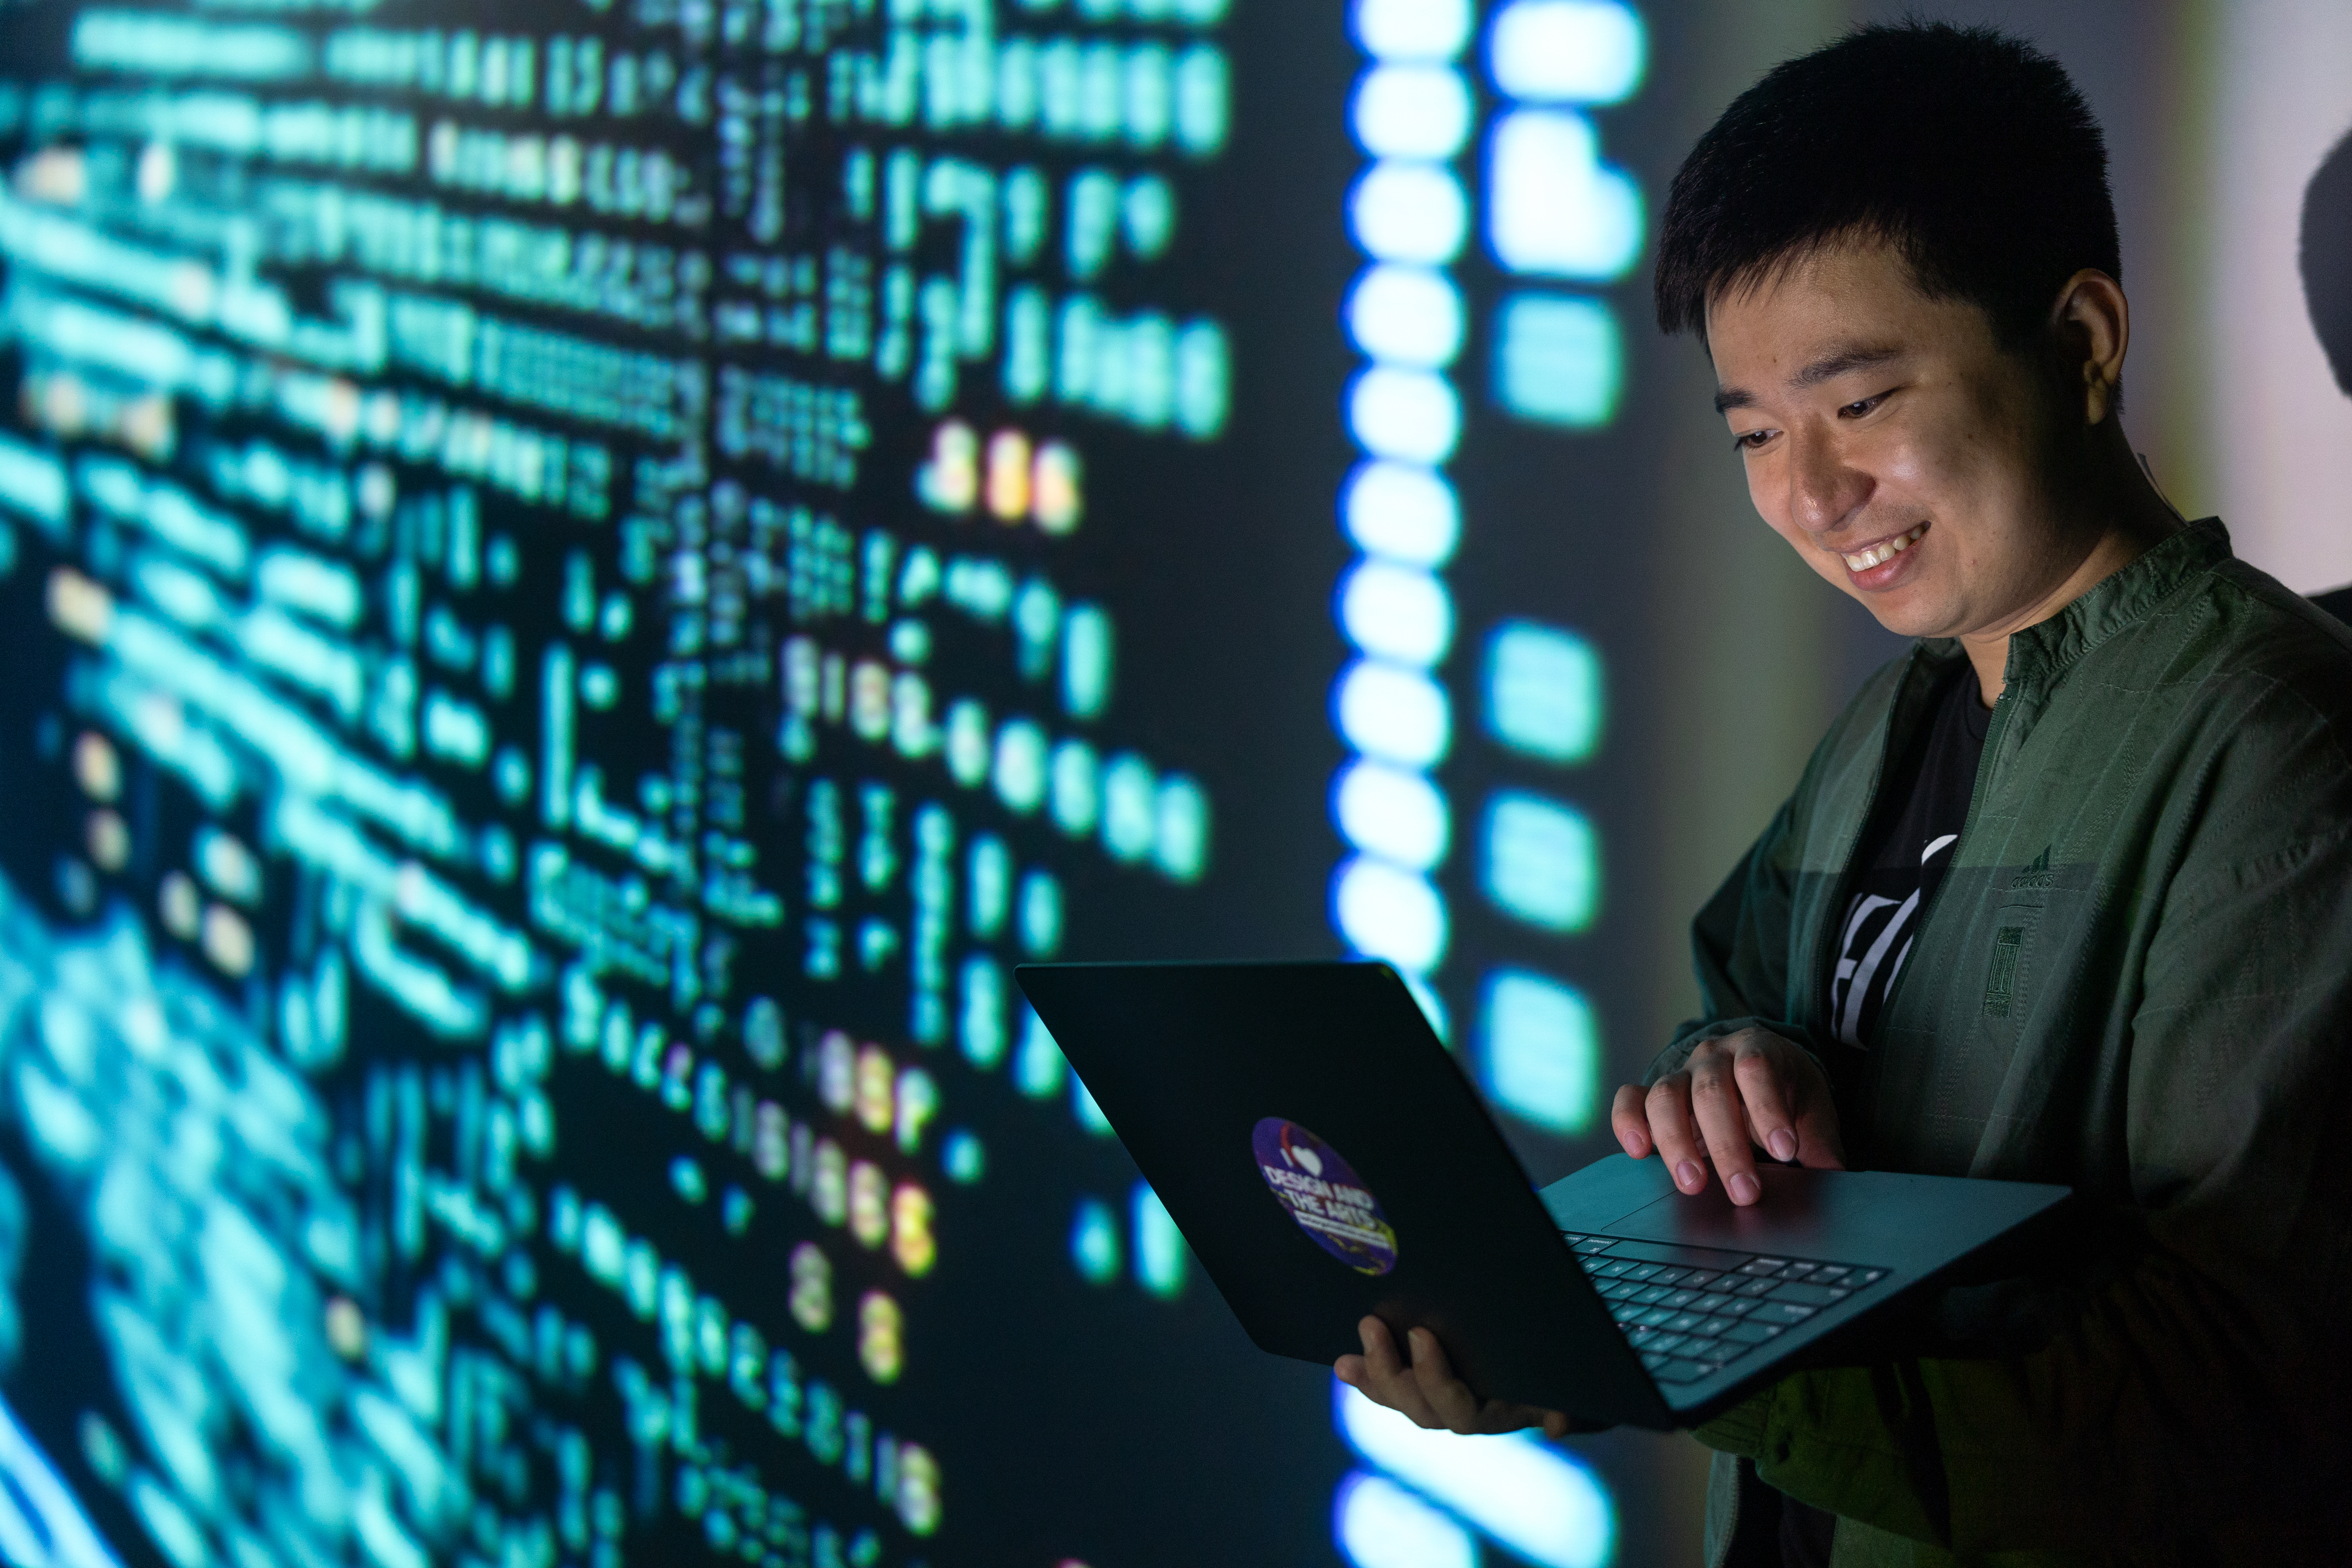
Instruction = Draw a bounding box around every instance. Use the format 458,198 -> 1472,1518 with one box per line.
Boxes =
1826,664 -> 1991,1051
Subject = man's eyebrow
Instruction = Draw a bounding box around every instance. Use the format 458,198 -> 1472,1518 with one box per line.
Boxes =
1789,344 -> 1904,389
1712,345 -> 1905,416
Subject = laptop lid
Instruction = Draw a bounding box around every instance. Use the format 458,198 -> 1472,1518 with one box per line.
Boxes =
1016,959 -> 1675,1430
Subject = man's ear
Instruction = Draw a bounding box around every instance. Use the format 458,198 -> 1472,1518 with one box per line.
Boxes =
2052,269 -> 2130,426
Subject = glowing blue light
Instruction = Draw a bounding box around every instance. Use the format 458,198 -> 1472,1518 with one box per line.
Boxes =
1173,45 -> 1229,156
1123,43 -> 1173,148
1348,367 -> 1461,464
1081,41 -> 1124,141
1339,560 -> 1454,669
0,1392 -> 124,1568
1000,1018 -> 1063,1118
1333,1470 -> 1476,1568
1346,266 -> 1466,370
1070,1198 -> 1122,1284
1335,1382 -> 1616,1568
1351,65 -> 1473,161
1072,1073 -> 1115,1136
1122,175 -> 1176,260
257,546 -> 363,627
1019,869 -> 1064,956
969,834 -> 1013,939
1487,111 -> 1644,280
1349,163 -> 1469,266
1485,620 -> 1602,762
1101,751 -> 1158,863
1003,286 -> 1052,402
1402,971 -> 1451,1039
959,956 -> 1007,1068
1332,760 -> 1451,872
942,1130 -> 986,1184
129,1478 -> 205,1568
1489,0 -> 1647,104
1495,293 -> 1623,427
1153,775 -> 1211,882
1480,969 -> 1600,1133
1176,318 -> 1232,438
992,718 -> 1049,814
1061,603 -> 1115,719
998,41 -> 1041,130
1342,462 -> 1461,567
1354,0 -> 1473,62
1066,168 -> 1122,282
0,435 -> 67,537
72,11 -> 310,80
1335,660 -> 1451,768
1480,792 -> 1599,932
1131,1182 -> 1186,1298
1050,738 -> 1100,836
1332,857 -> 1449,973
132,555 -> 227,629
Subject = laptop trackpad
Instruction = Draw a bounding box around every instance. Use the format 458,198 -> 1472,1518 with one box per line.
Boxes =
1608,1165 -> 1846,1258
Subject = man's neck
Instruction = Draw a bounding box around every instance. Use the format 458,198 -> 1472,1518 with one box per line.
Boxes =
1957,436 -> 2184,707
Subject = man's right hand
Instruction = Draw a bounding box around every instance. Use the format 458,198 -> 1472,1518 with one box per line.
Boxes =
1609,1026 -> 1845,1205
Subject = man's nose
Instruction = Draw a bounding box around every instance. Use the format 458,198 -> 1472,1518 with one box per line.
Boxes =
1785,426 -> 1871,539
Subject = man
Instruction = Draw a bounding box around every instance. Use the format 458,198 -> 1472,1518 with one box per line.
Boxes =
1335,23 -> 2352,1566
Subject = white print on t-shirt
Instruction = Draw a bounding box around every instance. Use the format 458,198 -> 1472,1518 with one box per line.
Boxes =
1832,832 -> 1960,1048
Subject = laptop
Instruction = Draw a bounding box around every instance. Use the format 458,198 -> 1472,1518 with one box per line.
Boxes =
1014,959 -> 2073,1430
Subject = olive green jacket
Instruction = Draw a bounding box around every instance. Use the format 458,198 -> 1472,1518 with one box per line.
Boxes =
1646,522 -> 2352,1566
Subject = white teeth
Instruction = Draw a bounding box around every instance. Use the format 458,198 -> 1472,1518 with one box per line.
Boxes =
1843,524 -> 1927,572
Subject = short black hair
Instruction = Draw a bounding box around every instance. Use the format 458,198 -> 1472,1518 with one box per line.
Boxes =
2303,129 -> 2352,397
1654,23 -> 2120,352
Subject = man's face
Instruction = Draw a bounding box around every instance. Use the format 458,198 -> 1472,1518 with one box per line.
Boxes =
1708,240 -> 2080,641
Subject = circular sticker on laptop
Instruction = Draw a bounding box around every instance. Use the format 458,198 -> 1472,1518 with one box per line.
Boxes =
1252,1118 -> 1399,1277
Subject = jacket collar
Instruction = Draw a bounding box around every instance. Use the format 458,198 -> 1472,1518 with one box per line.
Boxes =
1915,518 -> 2231,691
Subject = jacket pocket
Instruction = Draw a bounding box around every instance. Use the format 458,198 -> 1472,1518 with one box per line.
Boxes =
1982,903 -> 2043,1020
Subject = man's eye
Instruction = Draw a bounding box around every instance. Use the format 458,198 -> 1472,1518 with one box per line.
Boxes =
1840,394 -> 1887,417
1732,429 -> 1774,451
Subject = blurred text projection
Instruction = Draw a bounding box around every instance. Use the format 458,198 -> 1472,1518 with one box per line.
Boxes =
0,0 -> 1233,1563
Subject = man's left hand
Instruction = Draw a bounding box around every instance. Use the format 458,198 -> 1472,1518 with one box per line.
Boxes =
1333,1314 -> 1573,1439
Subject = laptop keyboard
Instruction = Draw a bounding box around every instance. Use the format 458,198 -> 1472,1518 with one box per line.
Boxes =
1560,1232 -> 1890,1386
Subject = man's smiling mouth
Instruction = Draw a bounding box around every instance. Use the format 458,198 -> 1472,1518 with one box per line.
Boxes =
1842,521 -> 1928,572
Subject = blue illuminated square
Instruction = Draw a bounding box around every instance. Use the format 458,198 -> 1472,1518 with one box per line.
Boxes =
1070,1198 -> 1122,1285
1493,292 -> 1621,427
0,435 -> 67,538
1131,1182 -> 1186,1299
1479,791 -> 1598,931
1484,621 -> 1602,763
1072,1071 -> 1115,1136
959,956 -> 1006,1068
1479,969 -> 1600,1134
1014,1003 -> 1067,1098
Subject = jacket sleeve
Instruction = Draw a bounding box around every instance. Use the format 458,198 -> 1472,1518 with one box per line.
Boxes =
1691,724 -> 2352,1558
1644,793 -> 1834,1084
